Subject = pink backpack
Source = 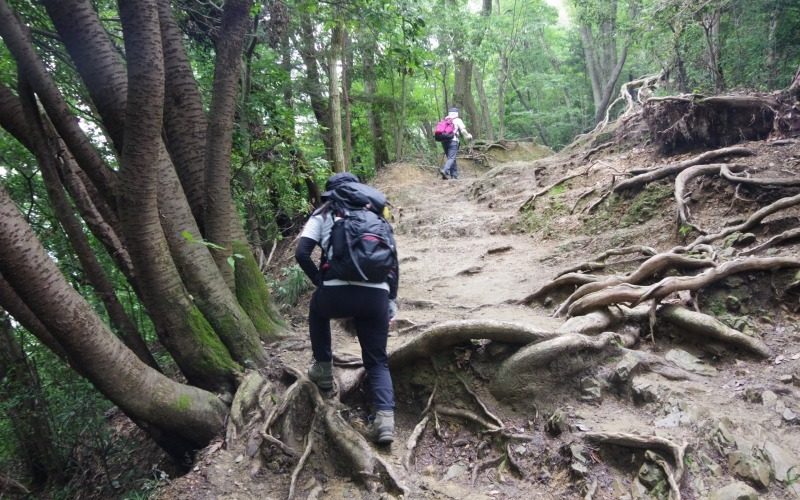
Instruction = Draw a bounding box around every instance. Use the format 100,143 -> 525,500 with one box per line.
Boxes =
434,117 -> 455,142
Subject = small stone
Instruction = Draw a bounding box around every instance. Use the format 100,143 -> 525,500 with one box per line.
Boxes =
762,390 -> 779,409
665,349 -> 718,376
699,451 -> 723,476
725,295 -> 741,312
235,454 -> 244,463
637,461 -> 665,489
570,461 -> 589,478
728,451 -> 772,488
779,374 -> 794,384
708,481 -> 759,500
443,464 -> 467,481
764,441 -> 800,484
783,408 -> 797,422
612,353 -> 641,384
655,411 -> 682,428
631,378 -> 658,404
743,388 -> 762,403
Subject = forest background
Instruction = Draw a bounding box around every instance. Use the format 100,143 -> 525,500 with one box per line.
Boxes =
1,0 -> 799,497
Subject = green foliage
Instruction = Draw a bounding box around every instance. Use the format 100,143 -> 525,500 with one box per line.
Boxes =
269,265 -> 313,308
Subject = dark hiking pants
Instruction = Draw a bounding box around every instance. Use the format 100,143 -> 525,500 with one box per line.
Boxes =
441,139 -> 460,179
309,285 -> 395,411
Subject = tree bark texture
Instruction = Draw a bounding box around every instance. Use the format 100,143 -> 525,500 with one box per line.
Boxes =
329,21 -> 346,172
363,41 -> 390,169
0,185 -> 228,453
204,0 -> 253,287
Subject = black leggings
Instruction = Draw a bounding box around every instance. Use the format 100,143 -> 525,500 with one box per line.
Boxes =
309,285 -> 394,411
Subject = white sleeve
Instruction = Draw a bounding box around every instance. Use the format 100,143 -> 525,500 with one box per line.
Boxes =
454,117 -> 467,135
300,214 -> 324,242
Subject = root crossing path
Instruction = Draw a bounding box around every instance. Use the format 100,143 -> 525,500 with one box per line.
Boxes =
162,158 -> 800,500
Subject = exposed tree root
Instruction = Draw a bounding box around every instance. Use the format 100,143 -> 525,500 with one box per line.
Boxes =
556,246 -> 657,278
675,163 -> 747,227
491,331 -> 635,399
519,273 -> 599,306
612,146 -> 755,194
286,412 -> 317,500
720,164 -> 800,187
658,304 -> 771,357
403,414 -> 430,471
583,431 -> 687,500
740,227 -> 800,255
567,257 -> 800,316
519,169 -> 588,212
388,320 -> 559,368
471,454 -> 504,486
0,474 -> 30,495
552,252 -> 716,316
571,187 -> 597,214
679,192 -> 800,251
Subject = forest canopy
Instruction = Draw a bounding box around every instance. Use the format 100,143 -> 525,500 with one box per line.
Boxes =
1,0 -> 799,497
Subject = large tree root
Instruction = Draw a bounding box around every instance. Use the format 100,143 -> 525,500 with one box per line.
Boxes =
658,304 -> 771,358
519,273 -> 599,306
740,227 -> 800,255
612,146 -> 754,194
583,431 -> 687,500
555,246 -> 657,278
491,331 -> 636,400
678,191 -> 800,252
675,163 -> 747,228
519,169 -> 588,212
567,256 -> 800,316
388,320 -> 559,368
551,252 -> 715,316
720,164 -> 800,187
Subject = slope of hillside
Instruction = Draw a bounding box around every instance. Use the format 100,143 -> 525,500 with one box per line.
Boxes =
157,135 -> 800,500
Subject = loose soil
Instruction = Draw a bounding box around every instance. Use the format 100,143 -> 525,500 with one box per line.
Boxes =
154,139 -> 800,500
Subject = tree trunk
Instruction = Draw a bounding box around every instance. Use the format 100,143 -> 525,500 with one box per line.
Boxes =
329,20 -> 346,172
0,0 -> 117,203
0,185 -> 227,456
204,0 -> 252,287
363,40 -> 389,169
474,65 -> 494,142
17,79 -> 159,369
701,8 -> 725,93
342,29 -> 353,170
394,71 -> 407,160
299,13 -> 333,161
497,54 -> 507,140
157,0 -> 208,229
0,312 -> 65,488
116,0 -> 240,392
46,0 -> 274,359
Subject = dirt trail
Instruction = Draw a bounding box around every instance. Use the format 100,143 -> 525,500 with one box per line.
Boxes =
159,148 -> 800,500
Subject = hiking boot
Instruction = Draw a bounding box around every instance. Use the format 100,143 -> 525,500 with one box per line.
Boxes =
307,360 -> 333,390
439,169 -> 448,180
368,410 -> 394,445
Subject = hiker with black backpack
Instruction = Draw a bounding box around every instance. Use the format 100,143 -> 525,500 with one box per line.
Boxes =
294,172 -> 400,445
434,107 -> 473,180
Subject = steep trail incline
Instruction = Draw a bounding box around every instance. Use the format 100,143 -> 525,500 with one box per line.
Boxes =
377,162 -> 564,333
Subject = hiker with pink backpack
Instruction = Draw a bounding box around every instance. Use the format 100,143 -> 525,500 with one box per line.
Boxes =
434,107 -> 473,179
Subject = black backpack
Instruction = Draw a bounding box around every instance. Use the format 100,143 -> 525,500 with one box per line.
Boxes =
322,183 -> 398,283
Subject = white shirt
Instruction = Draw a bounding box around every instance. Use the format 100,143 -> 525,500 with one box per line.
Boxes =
300,213 -> 390,291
